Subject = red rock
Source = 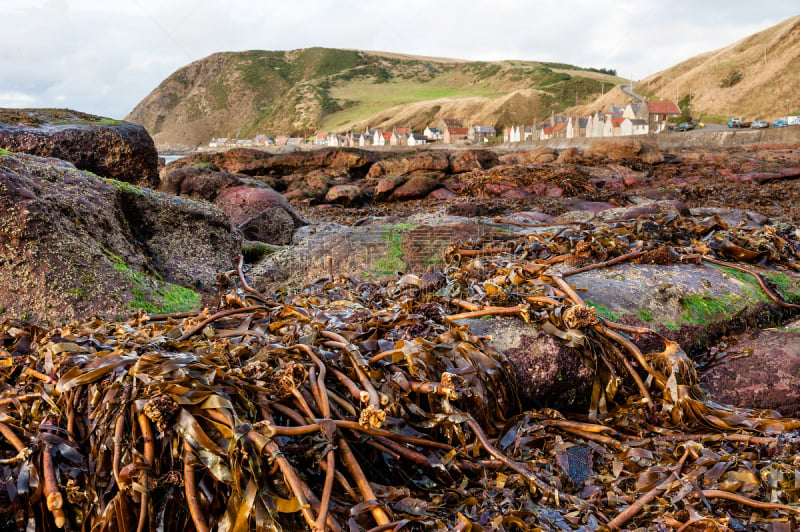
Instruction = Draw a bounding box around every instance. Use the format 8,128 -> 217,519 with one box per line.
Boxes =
449,150 -> 499,173
375,175 -> 408,199
700,325 -> 800,417
446,202 -> 484,217
561,199 -> 615,213
584,140 -> 663,164
366,151 -> 450,179
529,183 -> 563,198
427,187 -> 458,201
389,174 -> 441,201
484,183 -> 531,198
324,184 -> 362,205
780,167 -> 800,178
499,147 -> 556,165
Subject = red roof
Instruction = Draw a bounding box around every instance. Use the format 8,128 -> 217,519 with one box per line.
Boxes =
381,131 -> 392,140
448,127 -> 468,136
394,127 -> 411,134
647,101 -> 681,115
611,117 -> 625,127
552,122 -> 566,132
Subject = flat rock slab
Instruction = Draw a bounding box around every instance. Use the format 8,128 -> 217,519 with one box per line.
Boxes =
700,320 -> 800,417
248,215 -> 502,290
567,262 -> 800,344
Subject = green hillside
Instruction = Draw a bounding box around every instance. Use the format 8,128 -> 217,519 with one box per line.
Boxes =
126,47 -> 623,147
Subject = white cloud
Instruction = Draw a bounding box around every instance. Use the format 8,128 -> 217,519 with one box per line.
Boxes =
0,1 -> 797,118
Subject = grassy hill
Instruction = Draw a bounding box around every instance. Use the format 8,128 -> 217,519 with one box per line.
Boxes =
125,48 -> 623,147
572,16 -> 800,124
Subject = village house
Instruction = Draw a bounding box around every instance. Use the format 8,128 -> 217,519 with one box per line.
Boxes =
603,116 -> 625,137
254,134 -> 274,146
390,130 -> 409,146
621,118 -> 649,136
407,133 -> 427,146
439,118 -> 464,131
327,134 -> 347,147
643,100 -> 682,133
504,126 -> 521,143
566,117 -> 588,139
468,125 -> 496,143
443,126 -> 469,144
424,127 -> 442,142
372,130 -> 386,146
347,132 -> 368,147
550,121 -> 567,139
208,137 -> 228,148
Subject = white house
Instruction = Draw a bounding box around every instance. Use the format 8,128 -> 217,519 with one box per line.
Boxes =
424,127 -> 442,141
621,118 -> 649,136
407,133 -> 427,146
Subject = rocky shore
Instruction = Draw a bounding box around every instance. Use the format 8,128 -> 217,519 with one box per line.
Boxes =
1,109 -> 799,530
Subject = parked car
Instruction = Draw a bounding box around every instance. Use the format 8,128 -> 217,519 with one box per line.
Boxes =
750,120 -> 769,129
727,117 -> 752,128
772,119 -> 788,128
676,121 -> 695,132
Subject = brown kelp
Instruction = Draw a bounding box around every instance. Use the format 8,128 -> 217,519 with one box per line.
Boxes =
1,214 -> 799,531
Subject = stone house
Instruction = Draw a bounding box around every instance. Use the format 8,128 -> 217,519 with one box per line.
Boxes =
439,118 -> 464,131
390,130 -> 409,146
443,127 -> 469,144
644,100 -> 682,133
468,125 -> 496,143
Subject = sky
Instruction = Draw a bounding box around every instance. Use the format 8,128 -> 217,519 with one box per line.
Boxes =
1,1 -> 797,119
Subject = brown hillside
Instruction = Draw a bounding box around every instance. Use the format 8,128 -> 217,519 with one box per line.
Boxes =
634,15 -> 800,121
125,48 -> 622,149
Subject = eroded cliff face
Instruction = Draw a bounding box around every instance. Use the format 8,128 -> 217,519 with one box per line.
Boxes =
0,108 -> 159,187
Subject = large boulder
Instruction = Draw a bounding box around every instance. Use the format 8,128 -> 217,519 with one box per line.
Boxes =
167,148 -> 274,175
366,150 -> 450,179
159,166 -> 241,200
584,139 -> 664,164
388,173 -> 442,201
449,150 -> 500,173
0,108 -> 158,187
247,215 -> 494,291
699,321 -> 800,417
160,165 -> 306,245
498,147 -> 556,165
0,151 -> 241,325
174,147 -> 379,179
463,318 -> 594,405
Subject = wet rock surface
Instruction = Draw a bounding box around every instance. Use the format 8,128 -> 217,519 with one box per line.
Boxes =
0,151 -> 240,324
700,320 -> 800,417
0,108 -> 158,187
